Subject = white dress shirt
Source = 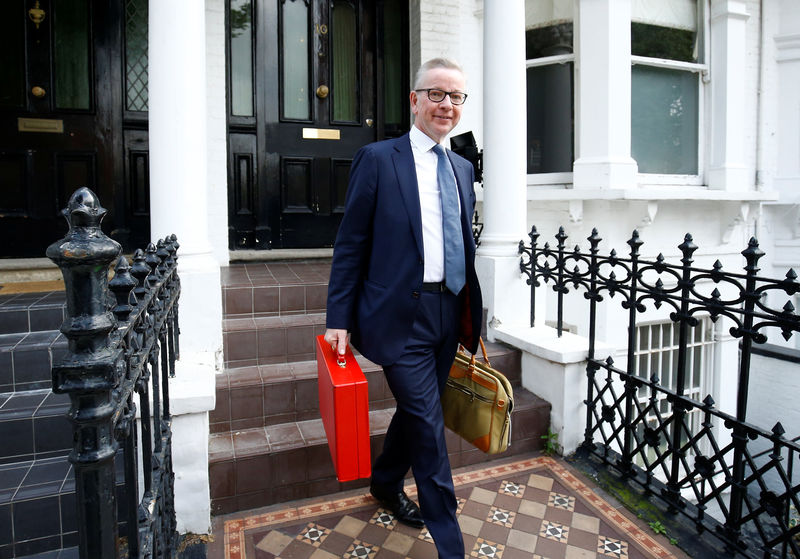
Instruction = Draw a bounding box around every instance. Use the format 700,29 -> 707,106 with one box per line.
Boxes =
409,125 -> 461,283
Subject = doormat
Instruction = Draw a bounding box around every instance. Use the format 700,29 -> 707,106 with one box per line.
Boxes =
222,456 -> 679,559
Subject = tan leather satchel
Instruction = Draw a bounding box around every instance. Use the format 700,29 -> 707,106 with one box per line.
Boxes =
441,338 -> 514,454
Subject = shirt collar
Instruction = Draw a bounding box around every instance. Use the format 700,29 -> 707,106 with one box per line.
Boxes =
409,125 -> 442,154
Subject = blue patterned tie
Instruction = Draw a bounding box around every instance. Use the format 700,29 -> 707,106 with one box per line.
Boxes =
433,144 -> 465,295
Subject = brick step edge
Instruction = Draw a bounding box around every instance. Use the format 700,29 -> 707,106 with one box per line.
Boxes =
211,342 -> 523,433
208,389 -> 551,515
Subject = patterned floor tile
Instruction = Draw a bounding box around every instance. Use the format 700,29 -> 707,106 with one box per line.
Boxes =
470,537 -> 505,558
539,519 -> 570,543
344,539 -> 379,558
549,491 -> 577,511
499,480 -> 526,498
219,456 -> 683,559
598,536 -> 629,558
368,508 -> 396,530
487,506 -> 516,528
296,523 -> 331,547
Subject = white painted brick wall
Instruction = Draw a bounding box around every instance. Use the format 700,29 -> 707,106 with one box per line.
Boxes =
410,0 -> 484,143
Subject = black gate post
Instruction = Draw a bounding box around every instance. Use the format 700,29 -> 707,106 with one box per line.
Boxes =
47,188 -> 123,559
724,238 -> 765,550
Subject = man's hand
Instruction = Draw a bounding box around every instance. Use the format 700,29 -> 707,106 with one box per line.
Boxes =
324,328 -> 350,356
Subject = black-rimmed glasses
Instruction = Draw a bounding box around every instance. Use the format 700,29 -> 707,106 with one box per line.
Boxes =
414,88 -> 468,105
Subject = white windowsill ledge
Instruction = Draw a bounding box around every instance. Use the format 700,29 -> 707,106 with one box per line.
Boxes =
525,186 -> 778,203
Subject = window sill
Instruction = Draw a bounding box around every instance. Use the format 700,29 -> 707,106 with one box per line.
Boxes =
525,185 -> 778,203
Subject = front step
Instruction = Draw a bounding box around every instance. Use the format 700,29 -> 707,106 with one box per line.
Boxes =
209,388 -> 550,515
210,356 -> 395,434
211,261 -> 552,516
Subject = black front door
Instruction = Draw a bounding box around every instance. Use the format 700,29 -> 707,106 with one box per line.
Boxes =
227,0 -> 408,249
0,1 -> 123,258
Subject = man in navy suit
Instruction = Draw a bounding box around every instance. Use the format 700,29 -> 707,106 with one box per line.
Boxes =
324,58 -> 482,558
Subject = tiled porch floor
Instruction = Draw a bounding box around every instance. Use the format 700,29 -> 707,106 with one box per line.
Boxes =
208,453 -> 691,559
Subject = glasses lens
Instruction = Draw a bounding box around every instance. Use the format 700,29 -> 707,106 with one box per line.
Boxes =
450,93 -> 465,105
427,89 -> 445,102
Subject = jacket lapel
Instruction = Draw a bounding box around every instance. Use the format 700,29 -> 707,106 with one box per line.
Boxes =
392,134 -> 424,258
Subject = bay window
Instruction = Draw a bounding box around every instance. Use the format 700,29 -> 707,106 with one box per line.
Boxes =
631,0 -> 706,179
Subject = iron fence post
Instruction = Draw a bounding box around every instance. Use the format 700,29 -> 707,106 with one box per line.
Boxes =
47,188 -> 122,559
725,238 -> 765,548
554,227 -> 568,336
584,229 -> 602,447
518,226 -> 539,328
664,234 -> 697,508
620,231 -> 644,475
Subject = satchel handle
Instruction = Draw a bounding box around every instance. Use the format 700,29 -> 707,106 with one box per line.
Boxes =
466,337 -> 491,368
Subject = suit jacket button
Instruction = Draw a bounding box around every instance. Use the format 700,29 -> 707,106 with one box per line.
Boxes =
412,291 -> 420,299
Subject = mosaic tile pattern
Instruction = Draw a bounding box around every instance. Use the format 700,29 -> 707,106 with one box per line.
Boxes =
221,457 -> 682,559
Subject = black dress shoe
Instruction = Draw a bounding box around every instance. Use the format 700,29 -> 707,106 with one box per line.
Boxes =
370,482 -> 425,528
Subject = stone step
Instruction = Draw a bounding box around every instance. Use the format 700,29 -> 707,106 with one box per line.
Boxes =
0,390 -> 71,465
222,313 -> 328,368
208,387 -> 550,515
0,452 -> 128,558
221,261 -> 330,319
0,331 -> 66,394
211,340 -> 522,434
0,292 -> 65,336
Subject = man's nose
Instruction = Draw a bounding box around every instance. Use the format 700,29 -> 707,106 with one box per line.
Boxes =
440,95 -> 454,108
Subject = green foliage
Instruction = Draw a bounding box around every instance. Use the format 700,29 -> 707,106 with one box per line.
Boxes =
541,429 -> 559,456
648,521 -> 667,535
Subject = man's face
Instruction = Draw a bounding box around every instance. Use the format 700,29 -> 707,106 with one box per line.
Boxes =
410,67 -> 466,144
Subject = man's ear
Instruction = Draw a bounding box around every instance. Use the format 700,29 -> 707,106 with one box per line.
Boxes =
409,90 -> 419,115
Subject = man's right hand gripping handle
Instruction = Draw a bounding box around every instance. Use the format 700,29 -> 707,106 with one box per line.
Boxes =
324,329 -> 350,357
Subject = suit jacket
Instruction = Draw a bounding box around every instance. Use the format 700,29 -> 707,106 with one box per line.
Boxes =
326,132 -> 483,366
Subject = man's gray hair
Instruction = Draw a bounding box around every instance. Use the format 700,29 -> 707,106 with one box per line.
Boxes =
413,58 -> 465,89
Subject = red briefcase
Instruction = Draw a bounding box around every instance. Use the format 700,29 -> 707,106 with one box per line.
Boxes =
315,334 -> 371,482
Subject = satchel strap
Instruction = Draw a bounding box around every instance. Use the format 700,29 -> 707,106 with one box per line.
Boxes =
463,336 -> 492,368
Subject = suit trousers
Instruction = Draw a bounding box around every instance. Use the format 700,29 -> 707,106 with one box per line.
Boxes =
371,289 -> 463,559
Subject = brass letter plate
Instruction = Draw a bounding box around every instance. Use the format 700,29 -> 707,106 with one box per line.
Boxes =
18,118 -> 64,133
302,128 -> 340,140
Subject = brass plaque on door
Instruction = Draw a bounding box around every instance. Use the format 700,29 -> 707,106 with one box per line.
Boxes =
302,128 -> 340,140
18,118 -> 64,133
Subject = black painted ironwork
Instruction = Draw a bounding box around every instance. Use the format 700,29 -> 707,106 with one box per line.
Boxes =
519,226 -> 800,558
472,209 -> 484,248
48,188 -> 180,559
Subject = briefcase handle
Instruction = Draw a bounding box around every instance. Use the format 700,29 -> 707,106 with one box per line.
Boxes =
337,353 -> 347,368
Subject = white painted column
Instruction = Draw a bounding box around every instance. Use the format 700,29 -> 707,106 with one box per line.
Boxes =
572,0 -> 638,189
476,0 -> 531,334
149,0 -> 222,356
148,0 -> 219,535
707,0 -> 750,191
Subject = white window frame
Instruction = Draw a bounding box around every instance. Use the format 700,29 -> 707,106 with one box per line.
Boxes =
525,53 -> 575,185
632,0 -> 709,186
632,56 -> 707,186
632,316 -> 716,481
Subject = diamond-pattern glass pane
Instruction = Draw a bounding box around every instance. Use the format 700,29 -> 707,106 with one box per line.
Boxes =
125,0 -> 148,112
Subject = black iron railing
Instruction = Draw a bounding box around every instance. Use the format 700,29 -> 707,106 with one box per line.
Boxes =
47,188 -> 180,559
519,226 -> 800,558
